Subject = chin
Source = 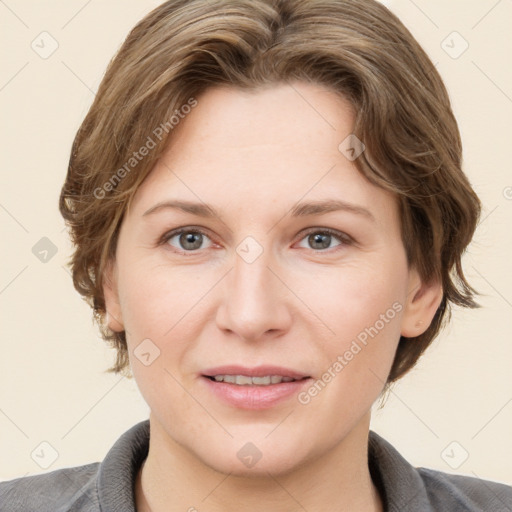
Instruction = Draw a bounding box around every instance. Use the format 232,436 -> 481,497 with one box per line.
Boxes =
207,452 -> 304,479
191,434 -> 312,478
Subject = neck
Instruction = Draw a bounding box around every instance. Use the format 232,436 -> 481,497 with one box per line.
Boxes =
135,412 -> 383,512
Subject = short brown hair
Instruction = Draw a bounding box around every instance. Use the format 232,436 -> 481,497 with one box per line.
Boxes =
60,0 -> 481,384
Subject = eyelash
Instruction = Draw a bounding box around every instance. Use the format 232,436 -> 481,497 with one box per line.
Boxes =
158,226 -> 354,255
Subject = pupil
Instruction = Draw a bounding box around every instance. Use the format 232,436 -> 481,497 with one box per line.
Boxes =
180,232 -> 202,250
310,233 -> 330,250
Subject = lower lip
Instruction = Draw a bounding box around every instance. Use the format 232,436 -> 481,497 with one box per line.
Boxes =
201,376 -> 311,410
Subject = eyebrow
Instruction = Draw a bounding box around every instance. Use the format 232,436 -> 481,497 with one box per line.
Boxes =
290,199 -> 375,221
142,199 -> 375,222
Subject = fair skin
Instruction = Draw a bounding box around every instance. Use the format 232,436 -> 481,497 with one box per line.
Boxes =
103,81 -> 442,512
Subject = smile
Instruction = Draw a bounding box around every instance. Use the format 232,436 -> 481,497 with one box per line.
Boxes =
201,374 -> 312,409
207,375 -> 303,385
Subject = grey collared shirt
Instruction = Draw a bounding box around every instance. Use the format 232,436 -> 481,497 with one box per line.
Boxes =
1,420 -> 511,511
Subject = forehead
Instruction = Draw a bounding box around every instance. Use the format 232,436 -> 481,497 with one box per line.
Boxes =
127,82 -> 398,227
162,82 -> 356,165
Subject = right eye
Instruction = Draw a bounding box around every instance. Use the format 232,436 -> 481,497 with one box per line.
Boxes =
162,228 -> 214,253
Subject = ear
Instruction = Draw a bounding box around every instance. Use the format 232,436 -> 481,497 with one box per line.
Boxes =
102,259 -> 125,332
400,268 -> 443,338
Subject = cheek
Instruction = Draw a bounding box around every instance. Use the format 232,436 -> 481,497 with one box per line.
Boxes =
118,260 -> 208,338
293,264 -> 405,426
305,257 -> 406,334
118,263 -> 209,406
117,260 -> 224,391
300,256 -> 407,387
287,262 -> 406,452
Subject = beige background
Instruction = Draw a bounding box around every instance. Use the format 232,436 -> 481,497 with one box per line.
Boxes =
1,0 -> 511,485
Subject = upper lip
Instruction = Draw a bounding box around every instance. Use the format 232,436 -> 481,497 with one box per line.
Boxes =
201,365 -> 310,380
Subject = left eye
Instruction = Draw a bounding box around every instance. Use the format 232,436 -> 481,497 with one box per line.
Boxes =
297,230 -> 344,251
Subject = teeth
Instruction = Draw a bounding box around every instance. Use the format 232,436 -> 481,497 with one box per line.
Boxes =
210,375 -> 297,385
252,376 -> 271,385
236,375 -> 253,385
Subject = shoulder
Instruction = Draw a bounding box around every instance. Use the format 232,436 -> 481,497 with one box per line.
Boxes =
368,430 -> 512,511
418,467 -> 512,511
0,420 -> 150,512
0,463 -> 100,512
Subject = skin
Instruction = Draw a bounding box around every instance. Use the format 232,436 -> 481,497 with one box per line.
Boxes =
103,81 -> 443,512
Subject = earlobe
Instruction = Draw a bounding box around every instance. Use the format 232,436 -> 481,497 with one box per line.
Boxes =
401,270 -> 443,338
102,260 -> 125,333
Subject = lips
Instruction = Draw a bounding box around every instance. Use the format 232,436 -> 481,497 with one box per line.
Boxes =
200,365 -> 312,409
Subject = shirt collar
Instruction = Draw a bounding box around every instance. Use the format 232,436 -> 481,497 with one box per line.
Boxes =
96,420 -> 430,512
97,420 -> 150,512
368,430 -> 431,511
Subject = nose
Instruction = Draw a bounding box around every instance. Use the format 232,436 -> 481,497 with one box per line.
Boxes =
215,248 -> 292,341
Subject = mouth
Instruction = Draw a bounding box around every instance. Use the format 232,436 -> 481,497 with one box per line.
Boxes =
200,365 -> 312,409
203,374 -> 309,385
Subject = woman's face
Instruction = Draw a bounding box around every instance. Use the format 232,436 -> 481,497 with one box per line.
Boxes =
104,81 -> 438,475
